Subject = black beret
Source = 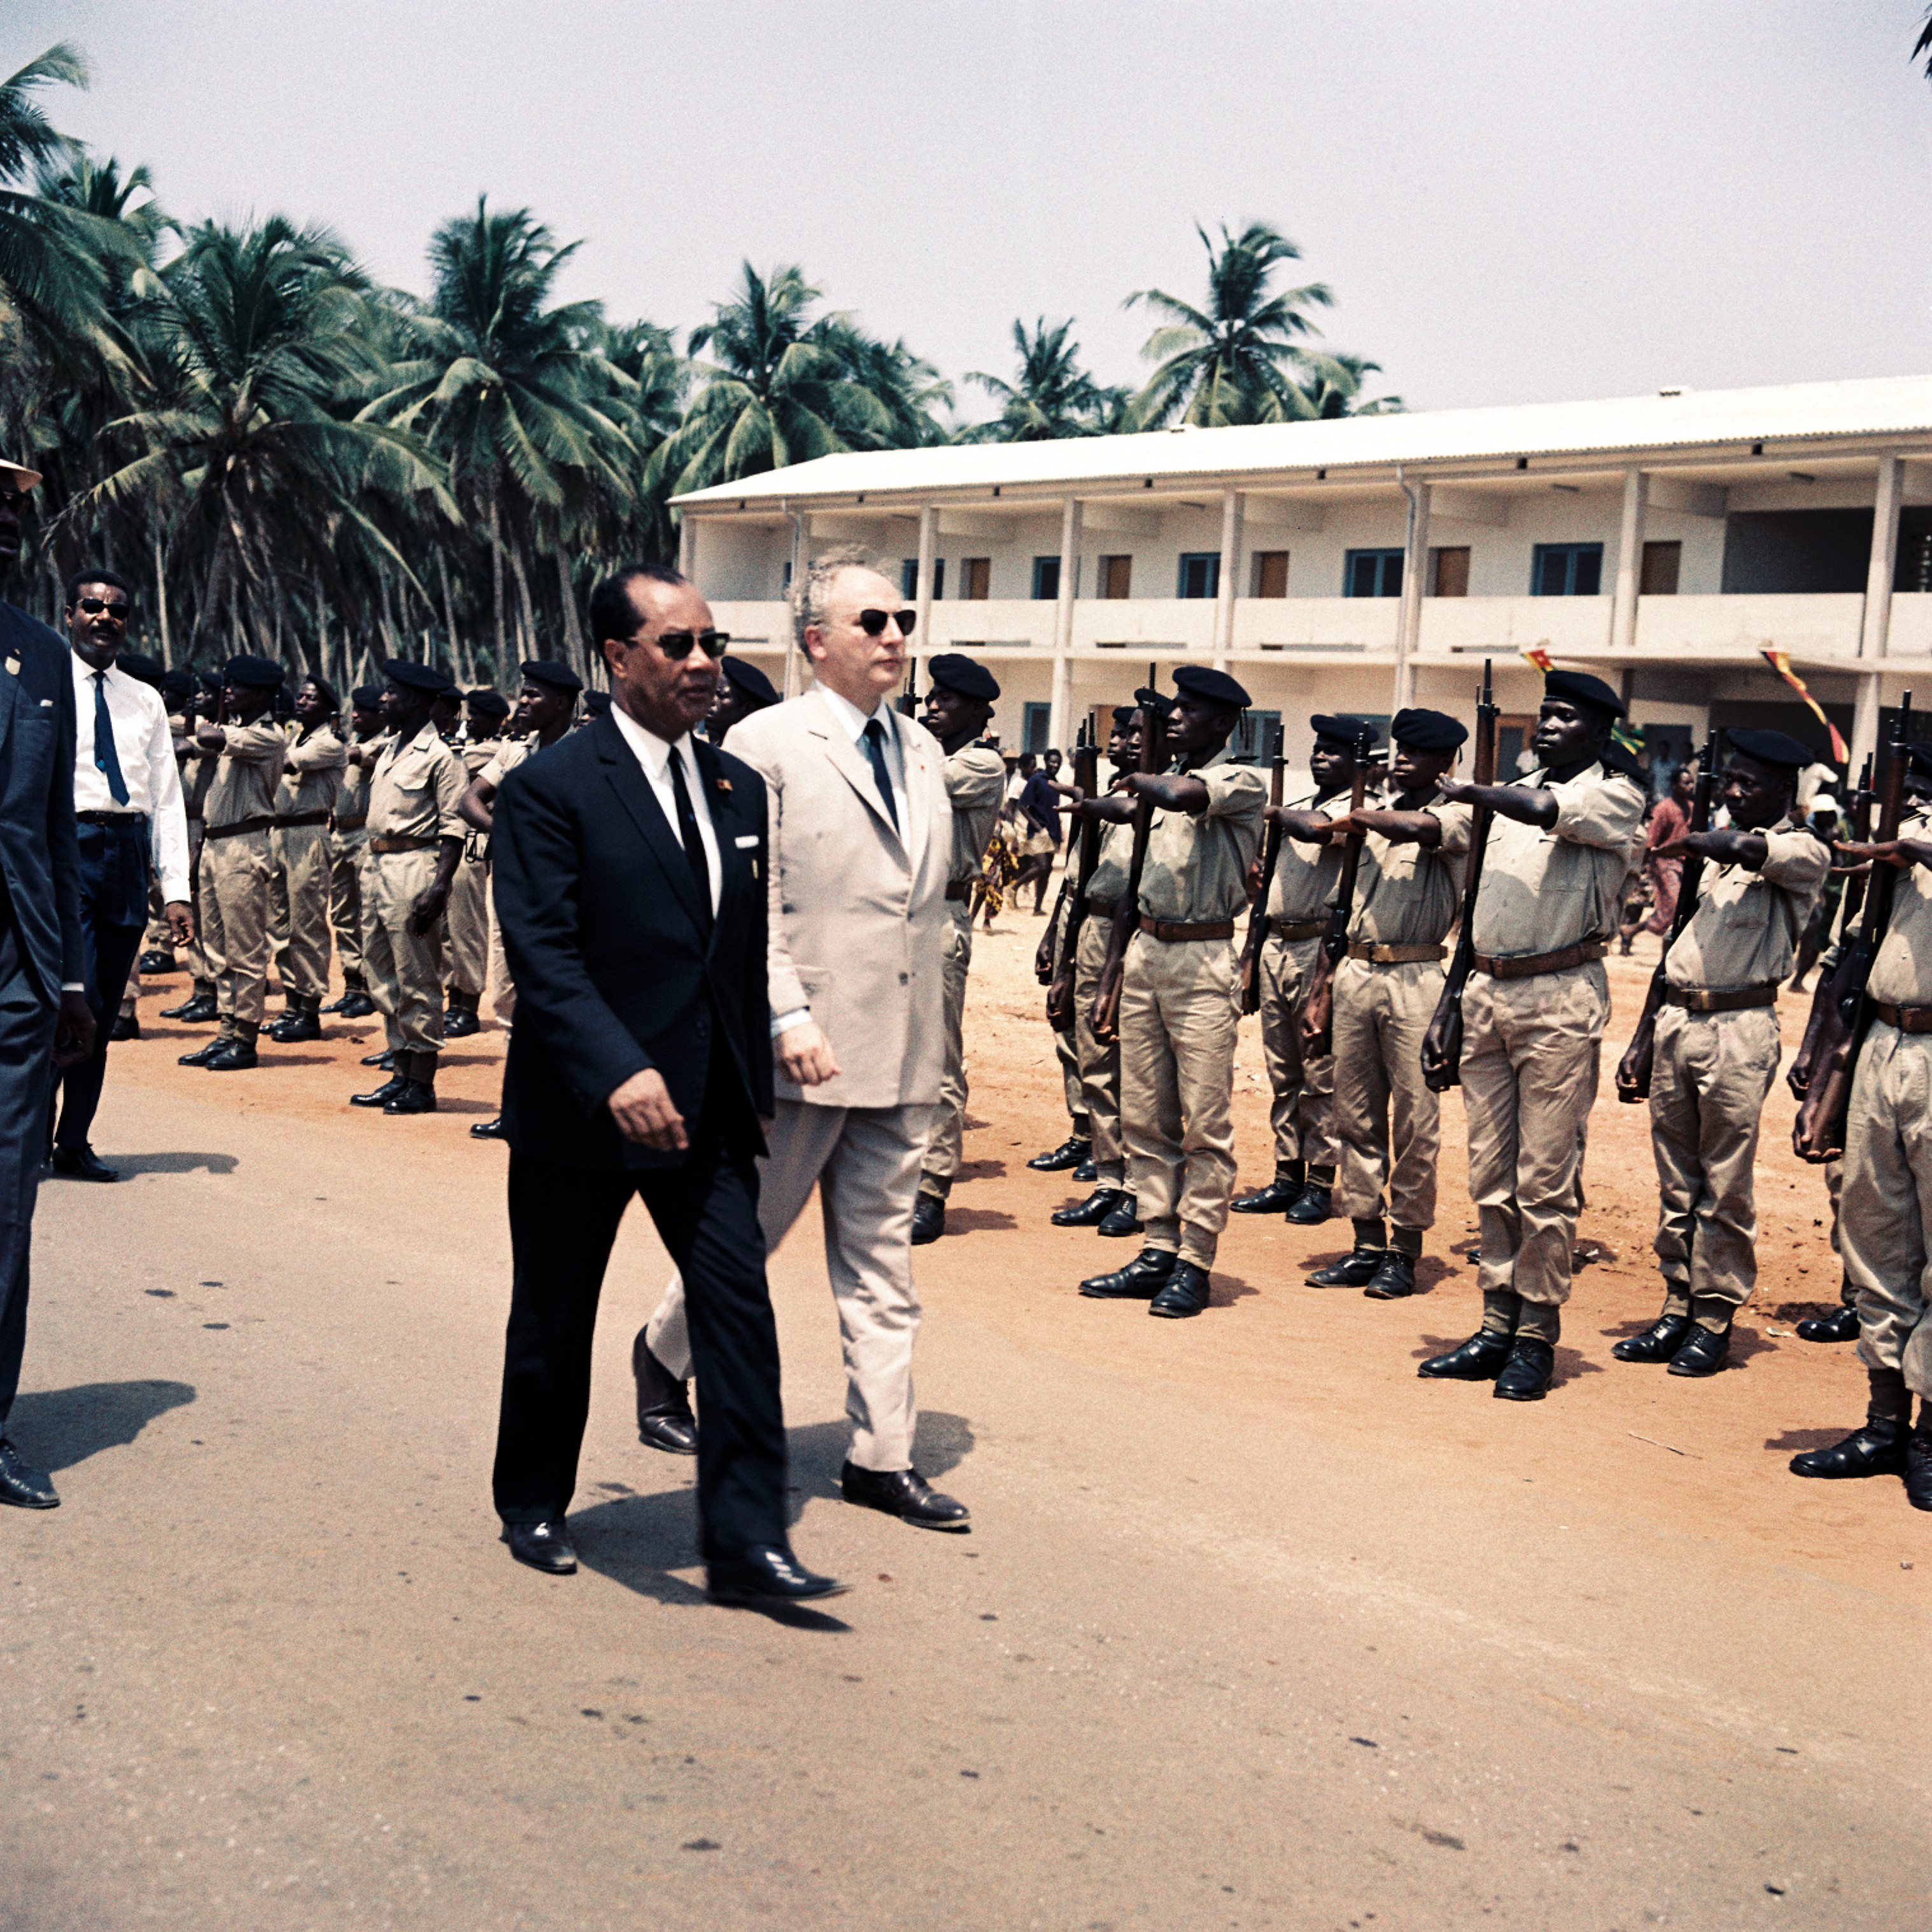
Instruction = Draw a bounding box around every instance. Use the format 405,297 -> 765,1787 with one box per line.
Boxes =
1172,665 -> 1250,709
429,677 -> 463,702
927,652 -> 1000,703
351,685 -> 384,709
1111,705 -> 1139,725
223,654 -> 284,689
584,690 -> 612,716
159,668 -> 195,702
381,658 -> 450,695
116,652 -> 163,688
301,673 -> 340,709
465,689 -> 512,718
1391,707 -> 1470,752
1724,728 -> 1813,772
721,657 -> 780,708
1544,668 -> 1625,718
521,658 -> 584,693
1133,685 -> 1176,719
197,671 -> 222,695
1310,714 -> 1381,747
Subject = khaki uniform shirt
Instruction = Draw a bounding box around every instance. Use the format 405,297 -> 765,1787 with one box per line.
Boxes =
1471,761 -> 1645,959
367,721 -> 465,842
1867,805 -> 1932,1005
177,723 -> 216,822
199,720 -> 285,830
944,744 -> 1007,885
335,746 -> 375,825
1135,745 -> 1266,924
1347,794 -> 1474,950
479,736 -> 535,791
461,736 -> 506,783
274,724 -> 346,818
1086,819 -> 1133,905
1268,790 -> 1350,924
1665,821 -> 1828,992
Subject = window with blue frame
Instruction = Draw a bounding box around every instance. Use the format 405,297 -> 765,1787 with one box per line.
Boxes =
1032,556 -> 1061,600
1531,543 -> 1604,596
901,559 -> 918,599
1022,702 -> 1052,753
1344,549 -> 1404,597
1176,552 -> 1220,598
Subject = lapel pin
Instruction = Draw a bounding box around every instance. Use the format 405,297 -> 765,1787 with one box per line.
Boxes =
3,656 -> 17,677
715,777 -> 732,793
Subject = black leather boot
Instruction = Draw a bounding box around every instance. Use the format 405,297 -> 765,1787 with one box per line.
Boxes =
1362,1252 -> 1417,1300
162,990 -> 218,1024
1796,1304 -> 1859,1344
1612,1312 -> 1691,1362
385,1052 -> 438,1113
1232,1169 -> 1304,1215
1667,1320 -> 1730,1378
1095,1194 -> 1143,1238
1308,1247 -> 1385,1288
443,997 -> 481,1040
1028,1134 -> 1091,1173
910,1193 -> 945,1244
1493,1337 -> 1556,1401
1789,1418 -> 1907,1479
1906,1428 -> 1932,1512
359,1047 -> 395,1069
633,1330 -> 698,1455
1052,1187 -> 1127,1227
1078,1247 -> 1176,1299
1418,1329 -> 1515,1381
1148,1262 -> 1212,1318
1284,1166 -> 1334,1225
178,1034 -> 230,1068
351,1071 -> 408,1108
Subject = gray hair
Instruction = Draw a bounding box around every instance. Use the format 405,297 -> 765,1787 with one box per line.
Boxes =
790,544 -> 883,652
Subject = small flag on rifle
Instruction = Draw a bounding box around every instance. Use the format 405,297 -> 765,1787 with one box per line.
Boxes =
1521,647 -> 1554,672
1759,650 -> 1849,763
1611,721 -> 1645,756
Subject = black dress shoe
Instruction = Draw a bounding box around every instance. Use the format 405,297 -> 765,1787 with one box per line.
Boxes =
502,1520 -> 577,1574
0,1438 -> 58,1509
1232,1176 -> 1303,1215
1906,1430 -> 1932,1512
1079,1246 -> 1175,1299
1789,1418 -> 1907,1479
177,1038 -> 228,1067
1052,1187 -> 1127,1228
1363,1252 -> 1417,1300
1283,1183 -> 1333,1227
160,992 -> 218,1023
1148,1262 -> 1211,1318
351,1075 -> 407,1108
1419,1329 -> 1515,1381
109,1012 -> 139,1042
137,950 -> 178,975
1073,1157 -> 1098,1183
202,1040 -> 258,1071
329,990 -> 378,1018
1612,1313 -> 1691,1363
470,1116 -> 507,1141
1796,1305 -> 1860,1344
910,1194 -> 945,1245
269,1009 -> 321,1043
840,1460 -> 970,1529
1308,1247 -> 1385,1288
359,1047 -> 395,1069
1027,1134 -> 1091,1173
444,1006 -> 481,1039
383,1080 -> 437,1115
1667,1325 -> 1730,1378
633,1332 -> 698,1455
50,1144 -> 118,1183
707,1545 -> 849,1605
1095,1194 -> 1143,1238
1493,1337 -> 1555,1401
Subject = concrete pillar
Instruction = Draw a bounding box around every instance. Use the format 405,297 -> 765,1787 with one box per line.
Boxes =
783,510 -> 805,698
1049,497 -> 1080,750
1392,477 -> 1430,712
1850,673 -> 1884,779
1859,455 -> 1903,663
1213,488 -> 1241,669
677,512 -> 697,582
1611,467 -> 1644,653
914,503 -> 936,645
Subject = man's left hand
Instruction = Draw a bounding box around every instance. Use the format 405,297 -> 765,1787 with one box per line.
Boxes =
164,900 -> 194,947
52,991 -> 95,1068
409,886 -> 449,934
608,1068 -> 687,1151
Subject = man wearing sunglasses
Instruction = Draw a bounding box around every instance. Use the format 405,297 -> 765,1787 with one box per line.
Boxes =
48,570 -> 193,1177
635,547 -> 969,1532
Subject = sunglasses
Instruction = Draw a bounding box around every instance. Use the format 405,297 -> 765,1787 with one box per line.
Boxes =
857,608 -> 917,638
651,628 -> 730,661
77,596 -> 132,621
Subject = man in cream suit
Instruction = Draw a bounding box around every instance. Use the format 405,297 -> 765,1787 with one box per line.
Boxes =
635,549 -> 969,1530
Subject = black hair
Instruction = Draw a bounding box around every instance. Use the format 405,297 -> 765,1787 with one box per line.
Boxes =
64,566 -> 133,607
588,562 -> 689,645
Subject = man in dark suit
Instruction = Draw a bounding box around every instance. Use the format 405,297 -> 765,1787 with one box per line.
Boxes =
490,561 -> 843,1606
0,458 -> 95,1510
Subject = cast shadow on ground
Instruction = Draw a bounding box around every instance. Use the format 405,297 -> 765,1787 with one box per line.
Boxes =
570,1411 -> 976,1627
90,1150 -> 238,1177
1598,1315 -> 1779,1369
941,1207 -> 1016,1234
7,1379 -> 195,1471
1763,1426 -> 1859,1455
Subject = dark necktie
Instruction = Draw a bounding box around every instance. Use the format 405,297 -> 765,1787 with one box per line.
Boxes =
93,670 -> 129,807
863,717 -> 899,833
668,746 -> 712,930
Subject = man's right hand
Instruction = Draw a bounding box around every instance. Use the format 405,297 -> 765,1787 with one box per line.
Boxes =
607,1068 -> 688,1150
777,1020 -> 839,1087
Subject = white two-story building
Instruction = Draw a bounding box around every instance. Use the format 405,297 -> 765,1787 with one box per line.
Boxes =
671,373 -> 1932,789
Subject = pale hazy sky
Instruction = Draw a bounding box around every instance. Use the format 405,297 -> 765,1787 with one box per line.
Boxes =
16,1 -> 1932,421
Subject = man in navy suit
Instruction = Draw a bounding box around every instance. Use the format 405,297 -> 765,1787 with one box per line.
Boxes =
0,458 -> 95,1511
489,562 -> 842,1606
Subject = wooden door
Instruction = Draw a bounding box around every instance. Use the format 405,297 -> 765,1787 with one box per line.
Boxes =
1099,554 -> 1132,600
1431,546 -> 1470,597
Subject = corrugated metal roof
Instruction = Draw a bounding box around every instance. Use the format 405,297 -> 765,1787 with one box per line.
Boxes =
671,372 -> 1932,508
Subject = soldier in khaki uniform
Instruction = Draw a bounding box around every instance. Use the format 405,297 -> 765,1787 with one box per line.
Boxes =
161,675 -> 223,1027
1232,716 -> 1377,1227
1789,787 -> 1932,1505
323,686 -> 383,1019
265,675 -> 346,1043
1611,731 -> 1826,1377
1419,669 -> 1644,1400
912,655 -> 1007,1243
1298,710 -> 1474,1300
442,687 -> 512,1041
176,656 -> 286,1071
350,659 -> 465,1116
1029,882 -> 1096,1179
1077,666 -> 1266,1318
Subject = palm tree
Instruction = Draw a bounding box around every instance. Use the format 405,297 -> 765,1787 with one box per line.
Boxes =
1124,221 -> 1334,428
824,325 -> 952,448
1292,351 -> 1404,420
963,316 -> 1111,441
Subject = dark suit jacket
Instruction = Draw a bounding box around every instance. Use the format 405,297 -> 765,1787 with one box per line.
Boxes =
492,710 -> 773,1172
0,603 -> 83,1003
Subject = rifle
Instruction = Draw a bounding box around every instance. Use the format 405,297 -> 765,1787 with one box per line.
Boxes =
1421,661 -> 1500,1091
897,654 -> 919,718
1045,723 -> 1103,1026
1793,694 -> 1914,1162
1787,753 -> 1873,1101
1090,665 -> 1167,1045
1298,724 -> 1378,1057
1614,737 -> 1716,1103
1237,722 -> 1287,1015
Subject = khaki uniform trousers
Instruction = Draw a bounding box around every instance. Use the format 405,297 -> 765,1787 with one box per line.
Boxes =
919,903 -> 975,1198
443,848 -> 490,1001
486,873 -> 516,1028
1073,912 -> 1124,1187
201,831 -> 272,1031
328,829 -> 367,982
271,823 -> 333,1003
1120,931 -> 1240,1268
1460,961 -> 1608,1308
1840,1023 -> 1932,1398
183,827 -> 211,987
1259,931 -> 1337,1177
360,848 -> 446,1055
1648,1004 -> 1781,1315
645,1097 -> 935,1472
1330,957 -> 1443,1233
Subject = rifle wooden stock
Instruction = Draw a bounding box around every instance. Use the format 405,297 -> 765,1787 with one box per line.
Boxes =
1045,733 -> 1103,1026
1789,755 -> 1873,1100
1237,723 -> 1287,1015
1090,677 -> 1166,1044
1421,662 -> 1499,1093
1299,728 -> 1377,1057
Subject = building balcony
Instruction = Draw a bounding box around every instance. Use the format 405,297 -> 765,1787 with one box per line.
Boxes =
1071,599 -> 1216,652
1232,597 -> 1399,655
926,600 -> 1053,649
1632,593 -> 1866,661
1415,595 -> 1611,659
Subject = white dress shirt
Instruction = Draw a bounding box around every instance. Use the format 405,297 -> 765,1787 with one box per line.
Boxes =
817,684 -> 905,823
609,703 -> 722,915
68,651 -> 192,903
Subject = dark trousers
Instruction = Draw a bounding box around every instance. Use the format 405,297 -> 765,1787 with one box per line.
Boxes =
0,917 -> 57,1430
50,820 -> 146,1151
491,1108 -> 787,1563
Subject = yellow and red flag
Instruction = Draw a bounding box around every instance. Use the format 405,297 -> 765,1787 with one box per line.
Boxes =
1760,651 -> 1848,763
1520,647 -> 1553,672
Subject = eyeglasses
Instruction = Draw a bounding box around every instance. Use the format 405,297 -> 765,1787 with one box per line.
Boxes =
857,608 -> 917,638
76,596 -> 131,621
649,628 -> 730,661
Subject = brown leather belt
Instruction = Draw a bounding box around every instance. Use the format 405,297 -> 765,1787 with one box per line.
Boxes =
76,810 -> 144,828
945,879 -> 973,902
369,834 -> 442,854
1087,895 -> 1117,919
1665,983 -> 1778,1013
1474,940 -> 1605,981
1269,917 -> 1326,942
1138,915 -> 1236,943
330,815 -> 367,831
1873,1000 -> 1932,1034
274,809 -> 330,830
204,815 -> 272,841
1346,941 -> 1445,964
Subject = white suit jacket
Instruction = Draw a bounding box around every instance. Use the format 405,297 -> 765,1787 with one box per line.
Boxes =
726,687 -> 949,1110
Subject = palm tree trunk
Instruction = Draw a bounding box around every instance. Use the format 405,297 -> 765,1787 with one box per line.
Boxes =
153,526 -> 173,668
191,518 -> 237,660
554,544 -> 587,677
488,491 -> 507,668
436,547 -> 463,679
509,540 -> 537,657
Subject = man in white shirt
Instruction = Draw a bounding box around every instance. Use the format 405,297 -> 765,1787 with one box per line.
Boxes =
49,570 -> 192,1181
